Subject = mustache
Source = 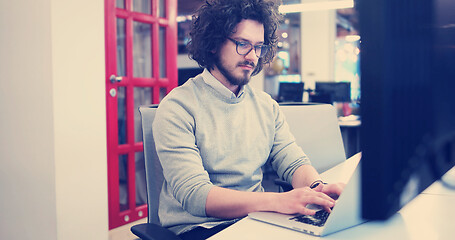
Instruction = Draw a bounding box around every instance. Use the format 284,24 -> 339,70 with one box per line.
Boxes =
237,61 -> 255,68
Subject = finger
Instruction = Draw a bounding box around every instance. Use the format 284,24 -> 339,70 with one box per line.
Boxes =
312,195 -> 335,209
315,190 -> 337,203
322,205 -> 332,213
299,198 -> 333,215
322,184 -> 344,199
312,182 -> 324,192
323,188 -> 341,200
314,183 -> 342,200
299,207 -> 317,216
299,189 -> 335,205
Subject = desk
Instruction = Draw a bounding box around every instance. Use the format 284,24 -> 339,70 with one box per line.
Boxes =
209,153 -> 455,240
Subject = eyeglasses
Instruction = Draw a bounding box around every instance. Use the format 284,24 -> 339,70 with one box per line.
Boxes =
227,38 -> 270,58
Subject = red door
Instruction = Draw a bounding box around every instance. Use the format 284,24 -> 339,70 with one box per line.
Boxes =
105,0 -> 177,229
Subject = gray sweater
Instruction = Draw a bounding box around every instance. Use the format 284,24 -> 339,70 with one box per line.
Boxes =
152,69 -> 311,234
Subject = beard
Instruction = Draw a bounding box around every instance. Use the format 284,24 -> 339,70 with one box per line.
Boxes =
214,56 -> 256,87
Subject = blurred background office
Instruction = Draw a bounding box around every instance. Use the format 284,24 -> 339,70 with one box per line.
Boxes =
0,0 -> 361,239
178,0 -> 360,114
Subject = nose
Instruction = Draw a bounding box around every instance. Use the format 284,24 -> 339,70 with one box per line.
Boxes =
244,48 -> 259,63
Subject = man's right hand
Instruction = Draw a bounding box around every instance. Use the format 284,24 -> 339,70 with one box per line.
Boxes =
273,187 -> 336,215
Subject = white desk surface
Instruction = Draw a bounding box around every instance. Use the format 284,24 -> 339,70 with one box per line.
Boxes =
338,115 -> 361,127
338,120 -> 361,127
209,153 -> 455,240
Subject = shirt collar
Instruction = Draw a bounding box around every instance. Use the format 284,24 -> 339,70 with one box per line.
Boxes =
201,69 -> 245,99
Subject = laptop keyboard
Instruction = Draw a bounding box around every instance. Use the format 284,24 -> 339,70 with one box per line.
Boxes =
289,209 -> 330,227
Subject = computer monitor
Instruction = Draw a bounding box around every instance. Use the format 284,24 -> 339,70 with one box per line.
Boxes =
312,82 -> 351,103
359,0 -> 455,220
277,82 -> 304,103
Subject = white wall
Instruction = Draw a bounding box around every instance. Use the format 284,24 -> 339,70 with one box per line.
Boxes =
301,8 -> 336,87
51,0 -> 108,239
177,54 -> 200,69
0,0 -> 108,239
0,0 -> 57,239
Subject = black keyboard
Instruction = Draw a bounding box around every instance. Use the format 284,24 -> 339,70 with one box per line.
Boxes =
289,209 -> 330,227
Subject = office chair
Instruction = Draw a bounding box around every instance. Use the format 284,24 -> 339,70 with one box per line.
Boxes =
131,105 -> 181,240
274,103 -> 347,192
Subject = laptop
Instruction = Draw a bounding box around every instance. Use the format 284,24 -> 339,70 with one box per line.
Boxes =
248,160 -> 366,236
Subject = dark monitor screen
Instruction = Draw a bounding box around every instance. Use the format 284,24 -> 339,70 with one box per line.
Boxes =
313,82 -> 351,103
359,0 -> 455,220
277,82 -> 304,103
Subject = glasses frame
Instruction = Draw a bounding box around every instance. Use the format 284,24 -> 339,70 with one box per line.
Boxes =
227,38 -> 270,58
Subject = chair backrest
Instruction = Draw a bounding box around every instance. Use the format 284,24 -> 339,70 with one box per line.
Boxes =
139,105 -> 163,225
279,103 -> 346,173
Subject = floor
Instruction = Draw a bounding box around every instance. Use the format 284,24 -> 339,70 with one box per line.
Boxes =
109,171 -> 279,239
109,218 -> 145,240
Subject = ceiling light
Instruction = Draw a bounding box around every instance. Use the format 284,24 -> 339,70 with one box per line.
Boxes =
345,35 -> 360,42
279,0 -> 354,14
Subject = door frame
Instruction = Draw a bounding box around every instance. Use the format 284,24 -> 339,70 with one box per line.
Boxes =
104,0 -> 177,229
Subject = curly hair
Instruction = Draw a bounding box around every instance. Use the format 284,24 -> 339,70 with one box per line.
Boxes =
187,0 -> 282,76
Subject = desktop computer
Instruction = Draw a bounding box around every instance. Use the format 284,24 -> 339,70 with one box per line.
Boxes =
359,0 -> 455,220
311,82 -> 351,104
277,82 -> 304,103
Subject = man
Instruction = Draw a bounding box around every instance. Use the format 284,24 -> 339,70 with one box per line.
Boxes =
153,0 -> 344,239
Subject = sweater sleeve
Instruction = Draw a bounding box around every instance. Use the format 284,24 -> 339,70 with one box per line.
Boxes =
268,101 -> 312,184
153,94 -> 213,217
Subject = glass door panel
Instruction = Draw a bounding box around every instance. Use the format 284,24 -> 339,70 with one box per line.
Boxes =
117,18 -> 126,76
133,0 -> 151,14
119,154 -> 129,211
134,87 -> 152,143
133,22 -> 152,78
135,151 -> 147,207
158,0 -> 166,18
117,87 -> 127,145
116,0 -> 125,9
159,87 -> 167,101
159,26 -> 167,78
